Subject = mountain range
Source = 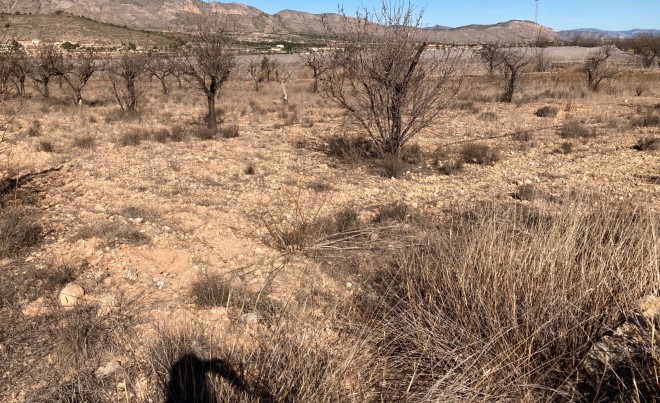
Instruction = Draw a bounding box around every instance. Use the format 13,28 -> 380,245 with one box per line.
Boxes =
558,28 -> 660,41
0,0 -> 561,44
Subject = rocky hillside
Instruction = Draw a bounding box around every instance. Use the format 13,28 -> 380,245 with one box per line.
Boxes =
0,0 -> 560,44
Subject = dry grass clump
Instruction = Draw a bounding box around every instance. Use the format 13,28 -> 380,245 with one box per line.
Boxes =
147,321 -> 373,402
535,105 -> 559,117
631,104 -> 660,127
72,220 -> 150,246
460,142 -> 500,165
37,139 -> 55,152
194,126 -> 216,140
73,135 -> 96,149
25,120 -> 42,137
0,207 -> 42,258
118,128 -> 149,146
220,123 -> 239,139
353,201 -> 659,401
324,135 -> 379,163
558,119 -> 597,139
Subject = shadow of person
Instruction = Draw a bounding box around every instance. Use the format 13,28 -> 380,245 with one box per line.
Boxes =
165,353 -> 248,403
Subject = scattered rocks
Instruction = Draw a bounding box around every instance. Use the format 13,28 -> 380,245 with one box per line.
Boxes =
58,283 -> 85,307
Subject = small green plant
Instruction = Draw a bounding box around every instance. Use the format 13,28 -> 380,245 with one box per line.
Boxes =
535,106 -> 559,117
461,143 -> 500,165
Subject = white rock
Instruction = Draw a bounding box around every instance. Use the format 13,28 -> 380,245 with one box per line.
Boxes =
95,359 -> 121,378
58,283 -> 85,307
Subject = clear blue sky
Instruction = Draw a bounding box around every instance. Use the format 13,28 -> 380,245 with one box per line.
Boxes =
221,0 -> 659,31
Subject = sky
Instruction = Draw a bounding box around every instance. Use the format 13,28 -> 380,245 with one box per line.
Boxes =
226,0 -> 659,31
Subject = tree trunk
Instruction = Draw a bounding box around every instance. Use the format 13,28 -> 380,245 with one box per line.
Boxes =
160,77 -> 168,95
280,81 -> 288,104
312,74 -> 319,93
18,76 -> 25,97
127,77 -> 137,110
43,76 -> 50,99
207,94 -> 217,131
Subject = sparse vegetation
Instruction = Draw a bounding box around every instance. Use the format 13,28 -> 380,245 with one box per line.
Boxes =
460,142 -> 500,165
535,105 -> 558,117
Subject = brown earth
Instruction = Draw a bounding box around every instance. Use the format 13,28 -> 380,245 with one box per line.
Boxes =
0,64 -> 659,400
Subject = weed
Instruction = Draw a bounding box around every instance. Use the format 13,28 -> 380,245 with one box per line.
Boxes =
558,119 -> 597,139
37,140 -> 55,152
26,120 -> 42,137
195,127 -> 216,140
375,155 -> 408,178
535,106 -> 559,117
73,135 -> 95,149
72,220 -> 150,246
152,128 -> 172,143
0,207 -> 42,258
512,183 -> 537,201
220,124 -> 239,139
244,164 -> 256,175
119,129 -> 149,146
170,125 -> 188,142
460,143 -> 500,165
555,141 -> 574,154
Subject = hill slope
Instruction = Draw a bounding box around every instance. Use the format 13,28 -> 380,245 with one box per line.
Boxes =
0,0 -> 560,44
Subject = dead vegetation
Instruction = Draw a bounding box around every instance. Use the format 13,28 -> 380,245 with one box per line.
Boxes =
0,3 -> 659,401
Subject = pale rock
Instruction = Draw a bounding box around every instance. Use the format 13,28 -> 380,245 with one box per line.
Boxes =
95,359 -> 121,379
241,312 -> 262,323
59,283 -> 85,307
22,297 -> 49,316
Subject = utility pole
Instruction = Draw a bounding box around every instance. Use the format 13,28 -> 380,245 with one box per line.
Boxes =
535,0 -> 540,24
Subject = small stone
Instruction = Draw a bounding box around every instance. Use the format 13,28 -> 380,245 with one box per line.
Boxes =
58,283 -> 85,307
155,280 -> 166,289
94,204 -> 105,212
240,312 -> 262,323
95,359 -> 121,379
254,247 -> 265,255
346,282 -> 353,288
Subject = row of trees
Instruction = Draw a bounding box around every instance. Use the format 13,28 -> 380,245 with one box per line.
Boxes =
2,2 -> 654,157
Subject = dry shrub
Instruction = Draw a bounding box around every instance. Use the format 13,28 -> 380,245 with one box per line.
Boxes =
460,142 -> 500,165
0,207 -> 42,258
195,127 -> 216,140
512,183 -> 537,201
558,119 -> 597,139
633,137 -> 660,151
325,135 -> 379,163
37,139 -> 55,152
118,128 -> 149,146
72,220 -> 150,246
535,105 -> 559,117
632,104 -> 660,127
73,135 -> 96,149
355,201 -> 659,401
220,124 -> 239,139
375,155 -> 408,178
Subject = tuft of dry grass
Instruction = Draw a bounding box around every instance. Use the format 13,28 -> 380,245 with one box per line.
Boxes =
461,142 -> 500,165
353,200 -> 659,401
633,137 -> 660,151
0,207 -> 42,258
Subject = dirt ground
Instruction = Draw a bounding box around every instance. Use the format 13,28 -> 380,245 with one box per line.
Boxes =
1,63 -> 659,401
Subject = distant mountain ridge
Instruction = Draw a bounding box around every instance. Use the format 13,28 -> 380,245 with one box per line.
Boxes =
0,0 -> 561,44
558,28 -> 660,41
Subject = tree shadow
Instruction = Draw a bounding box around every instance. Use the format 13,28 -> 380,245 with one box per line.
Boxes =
165,352 -> 267,403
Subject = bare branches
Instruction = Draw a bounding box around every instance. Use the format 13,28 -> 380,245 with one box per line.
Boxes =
108,52 -> 148,111
179,16 -> 236,131
583,45 -> 627,92
322,0 -> 464,156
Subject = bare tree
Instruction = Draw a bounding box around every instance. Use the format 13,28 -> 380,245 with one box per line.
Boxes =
476,43 -> 503,74
496,48 -> 530,103
147,52 -> 178,95
108,52 -> 147,111
29,43 -> 64,99
322,1 -> 463,156
302,51 -> 331,93
247,60 -> 263,91
275,69 -> 292,104
583,45 -> 626,92
61,50 -> 101,104
630,34 -> 660,69
7,46 -> 29,97
180,16 -> 236,131
260,56 -> 277,81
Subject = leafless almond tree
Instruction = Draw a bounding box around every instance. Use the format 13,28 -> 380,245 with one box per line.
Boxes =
302,51 -> 332,93
496,48 -> 531,102
322,1 -> 464,156
584,45 -> 627,91
61,50 -> 101,104
260,56 -> 277,81
108,52 -> 148,111
29,43 -> 64,99
147,52 -> 178,95
180,16 -> 236,131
